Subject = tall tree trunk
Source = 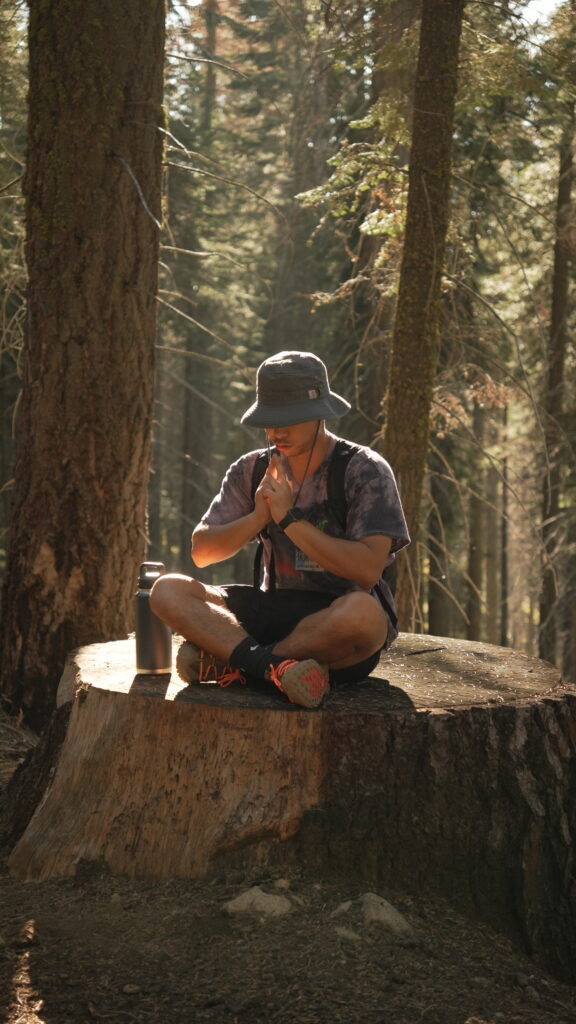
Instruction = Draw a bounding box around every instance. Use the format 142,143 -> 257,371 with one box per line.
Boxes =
560,525 -> 576,681
0,0 -> 165,729
427,446 -> 456,637
500,411 -> 509,647
382,0 -> 465,630
262,24 -> 334,356
538,99 -> 574,664
148,381 -> 164,563
200,0 -> 218,143
484,459 -> 500,645
346,0 -> 421,446
466,402 -> 484,641
179,1 -> 218,565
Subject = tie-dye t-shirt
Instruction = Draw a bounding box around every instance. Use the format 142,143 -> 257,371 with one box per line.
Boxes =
200,433 -> 410,595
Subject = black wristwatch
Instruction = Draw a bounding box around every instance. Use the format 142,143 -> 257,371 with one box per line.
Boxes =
277,508 -> 305,532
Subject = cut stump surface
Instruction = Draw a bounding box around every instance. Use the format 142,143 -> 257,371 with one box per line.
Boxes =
7,632 -> 576,982
57,630 -> 562,711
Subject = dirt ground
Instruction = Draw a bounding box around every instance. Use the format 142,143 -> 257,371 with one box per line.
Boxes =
1,712 -> 576,1024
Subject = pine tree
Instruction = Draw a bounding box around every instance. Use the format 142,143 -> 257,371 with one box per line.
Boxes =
0,0 -> 166,727
383,0 -> 466,629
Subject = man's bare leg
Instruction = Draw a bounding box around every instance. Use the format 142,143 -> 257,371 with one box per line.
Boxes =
150,574 -> 247,659
272,591 -> 388,669
150,573 -> 333,708
152,577 -> 387,672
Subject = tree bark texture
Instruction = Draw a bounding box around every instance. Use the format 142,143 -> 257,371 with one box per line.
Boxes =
0,0 -> 166,728
467,402 -> 485,641
343,0 -> 420,446
6,633 -> 576,983
500,413 -> 509,646
427,444 -> 459,637
383,0 -> 465,630
539,99 -> 574,664
484,458 -> 500,645
261,31 -> 335,357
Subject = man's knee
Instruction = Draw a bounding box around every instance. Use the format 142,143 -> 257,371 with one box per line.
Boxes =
329,591 -> 388,649
150,573 -> 200,618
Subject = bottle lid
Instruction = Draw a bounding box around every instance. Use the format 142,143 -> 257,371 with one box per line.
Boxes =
138,562 -> 166,589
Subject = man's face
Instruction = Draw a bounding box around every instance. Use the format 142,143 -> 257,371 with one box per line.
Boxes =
265,419 -> 322,458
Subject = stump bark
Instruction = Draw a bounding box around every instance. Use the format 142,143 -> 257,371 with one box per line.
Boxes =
6,633 -> 576,982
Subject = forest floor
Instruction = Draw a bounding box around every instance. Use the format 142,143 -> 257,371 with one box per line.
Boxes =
1,709 -> 576,1024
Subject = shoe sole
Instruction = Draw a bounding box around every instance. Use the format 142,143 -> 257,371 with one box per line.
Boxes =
276,659 -> 330,709
175,641 -> 203,684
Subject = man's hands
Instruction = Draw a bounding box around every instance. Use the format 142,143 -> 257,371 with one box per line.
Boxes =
192,455 -> 291,568
253,472 -> 273,529
258,454 -> 294,524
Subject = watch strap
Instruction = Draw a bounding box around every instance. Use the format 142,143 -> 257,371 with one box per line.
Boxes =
278,508 -> 304,532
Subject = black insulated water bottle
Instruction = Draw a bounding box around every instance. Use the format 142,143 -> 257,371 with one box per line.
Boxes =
135,562 -> 172,674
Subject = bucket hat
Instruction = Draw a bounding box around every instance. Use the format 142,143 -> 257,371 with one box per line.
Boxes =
241,351 -> 351,427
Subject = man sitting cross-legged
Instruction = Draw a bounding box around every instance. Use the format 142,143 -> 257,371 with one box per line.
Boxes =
150,351 -> 409,709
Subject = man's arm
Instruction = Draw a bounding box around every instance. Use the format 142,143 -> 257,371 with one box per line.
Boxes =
192,512 -> 263,567
191,473 -> 271,567
280,520 -> 392,590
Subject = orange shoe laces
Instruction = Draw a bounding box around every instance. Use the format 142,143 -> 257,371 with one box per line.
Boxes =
218,668 -> 246,688
268,659 -> 298,695
197,650 -> 245,687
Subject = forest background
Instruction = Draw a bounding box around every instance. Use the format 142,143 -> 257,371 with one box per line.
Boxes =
0,0 -> 574,728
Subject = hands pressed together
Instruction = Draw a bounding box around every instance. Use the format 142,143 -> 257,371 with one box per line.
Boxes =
255,454 -> 294,526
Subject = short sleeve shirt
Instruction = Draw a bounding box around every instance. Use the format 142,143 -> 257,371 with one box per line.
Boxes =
200,433 -> 410,595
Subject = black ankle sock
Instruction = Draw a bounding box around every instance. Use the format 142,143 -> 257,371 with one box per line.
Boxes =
229,637 -> 284,681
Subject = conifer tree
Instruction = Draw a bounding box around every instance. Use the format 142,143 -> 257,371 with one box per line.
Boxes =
383,0 -> 466,629
0,0 -> 166,727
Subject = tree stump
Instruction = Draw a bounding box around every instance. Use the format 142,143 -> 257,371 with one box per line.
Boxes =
6,633 -> 576,981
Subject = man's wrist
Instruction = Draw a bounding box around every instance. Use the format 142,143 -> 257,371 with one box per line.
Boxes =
251,508 -> 270,534
277,508 -> 305,532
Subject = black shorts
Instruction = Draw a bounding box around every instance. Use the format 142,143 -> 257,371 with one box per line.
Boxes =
215,585 -> 392,685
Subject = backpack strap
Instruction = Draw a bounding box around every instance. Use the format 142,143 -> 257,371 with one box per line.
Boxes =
327,439 -> 362,531
251,450 -> 269,495
328,439 -> 398,628
251,451 -> 273,590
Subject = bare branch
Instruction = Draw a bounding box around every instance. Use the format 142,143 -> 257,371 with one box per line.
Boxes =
156,295 -> 247,367
167,52 -> 254,85
453,172 -> 555,227
113,155 -> 163,231
164,161 -> 286,223
0,175 -> 23,195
